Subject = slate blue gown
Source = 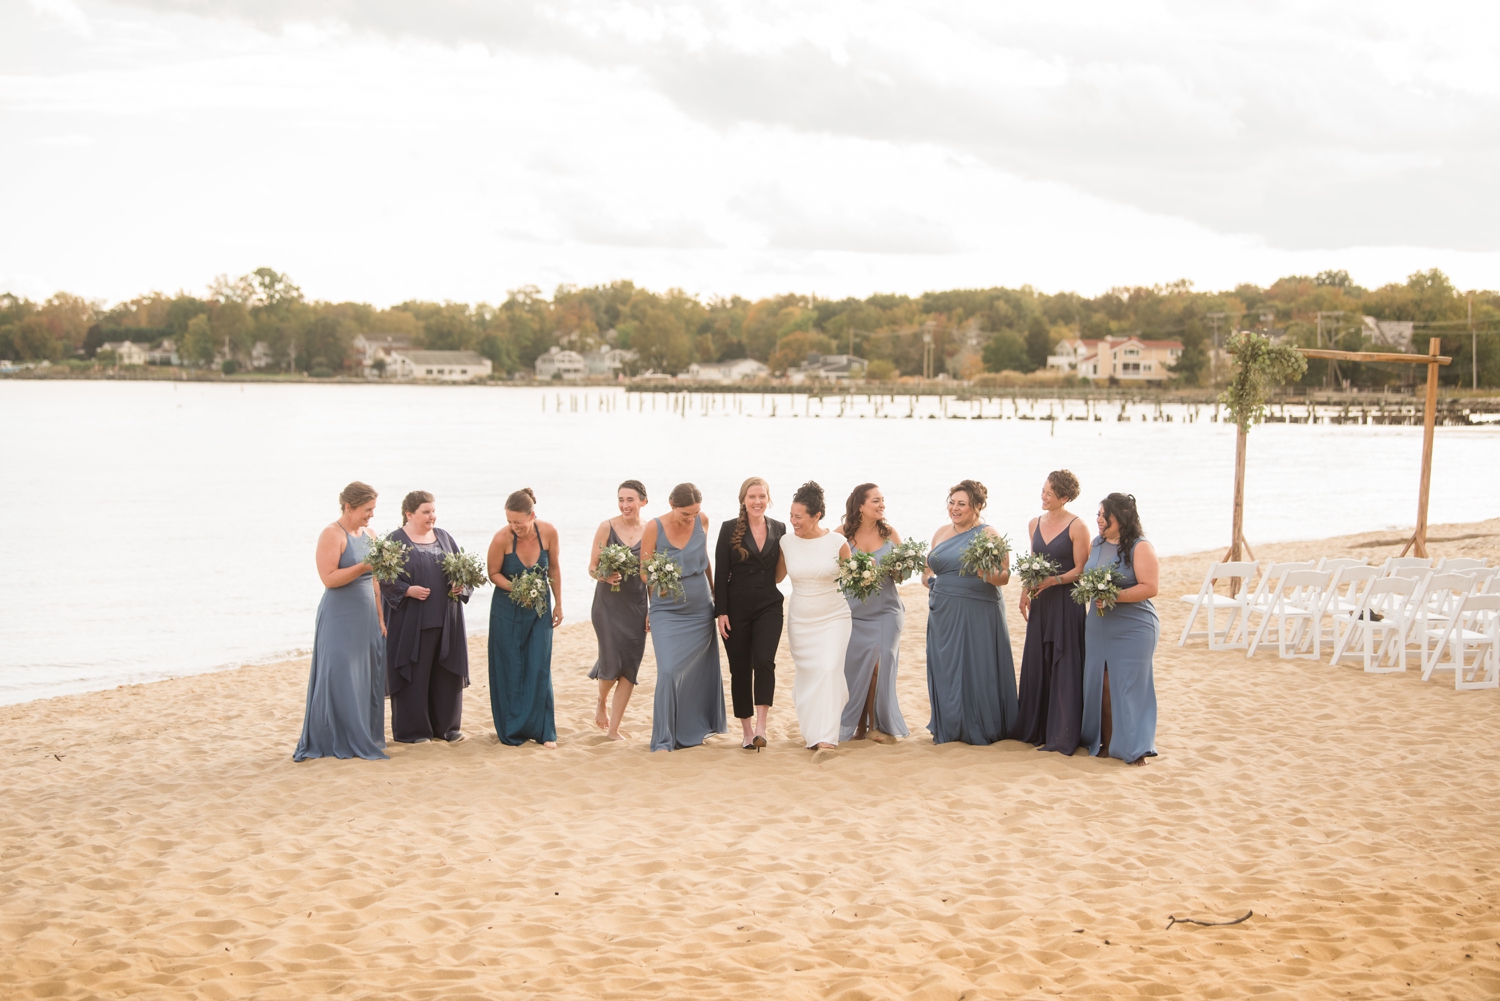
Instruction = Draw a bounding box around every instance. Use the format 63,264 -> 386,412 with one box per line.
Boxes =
1014,518 -> 1088,753
488,539 -> 557,746
1079,537 -> 1159,763
840,539 -> 910,741
648,516 -> 727,751
924,525 -> 1019,745
294,529 -> 388,761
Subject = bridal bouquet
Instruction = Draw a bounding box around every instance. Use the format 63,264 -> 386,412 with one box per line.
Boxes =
1072,564 -> 1127,616
441,548 -> 489,596
642,551 -> 686,603
508,567 -> 551,617
364,532 -> 411,584
595,543 -> 640,592
879,539 -> 928,583
958,529 -> 1011,579
1013,552 -> 1062,598
835,550 -> 883,602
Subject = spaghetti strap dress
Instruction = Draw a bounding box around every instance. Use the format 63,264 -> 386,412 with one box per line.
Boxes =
839,539 -> 910,741
588,524 -> 649,686
1079,537 -> 1159,763
1014,518 -> 1087,753
924,525 -> 1019,745
487,537 -> 557,746
294,529 -> 388,761
648,516 -> 727,751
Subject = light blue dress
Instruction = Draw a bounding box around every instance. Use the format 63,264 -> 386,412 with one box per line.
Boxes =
294,529 -> 388,761
648,516 -> 727,751
840,539 -> 910,740
1079,537 -> 1159,763
924,525 -> 1018,745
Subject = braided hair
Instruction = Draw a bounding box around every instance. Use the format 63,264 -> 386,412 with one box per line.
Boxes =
839,483 -> 892,542
730,477 -> 770,562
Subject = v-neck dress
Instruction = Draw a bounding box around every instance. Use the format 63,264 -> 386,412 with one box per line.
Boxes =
1014,518 -> 1087,753
487,536 -> 557,746
589,523 -> 649,685
648,516 -> 727,751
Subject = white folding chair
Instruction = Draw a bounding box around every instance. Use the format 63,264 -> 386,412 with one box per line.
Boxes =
1178,561 -> 1259,649
1422,593 -> 1500,690
1319,564 -> 1379,650
1413,572 -> 1482,672
1247,569 -> 1332,660
1436,557 -> 1489,573
1331,576 -> 1420,672
1379,556 -> 1433,576
1317,557 -> 1367,576
1234,561 -> 1317,646
1471,567 -> 1499,593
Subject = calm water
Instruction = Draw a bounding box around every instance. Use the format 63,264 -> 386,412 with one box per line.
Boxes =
4,381 -> 1496,704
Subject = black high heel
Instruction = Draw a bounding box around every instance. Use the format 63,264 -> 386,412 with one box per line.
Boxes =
752,735 -> 766,751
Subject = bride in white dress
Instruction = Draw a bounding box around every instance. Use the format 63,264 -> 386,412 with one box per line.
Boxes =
777,481 -> 854,749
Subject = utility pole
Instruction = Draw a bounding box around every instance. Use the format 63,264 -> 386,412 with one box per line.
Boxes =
1206,312 -> 1225,384
1316,310 -> 1345,388
1470,292 -> 1477,390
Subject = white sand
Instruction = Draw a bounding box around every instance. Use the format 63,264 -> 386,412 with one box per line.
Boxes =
3,520 -> 1499,998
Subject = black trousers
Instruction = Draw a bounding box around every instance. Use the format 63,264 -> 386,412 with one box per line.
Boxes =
725,600 -> 783,719
391,627 -> 465,742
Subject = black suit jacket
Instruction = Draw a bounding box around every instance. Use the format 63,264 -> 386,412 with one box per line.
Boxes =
713,517 -> 785,618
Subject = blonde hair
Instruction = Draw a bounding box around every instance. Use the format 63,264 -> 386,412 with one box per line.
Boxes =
339,481 -> 377,510
730,477 -> 771,562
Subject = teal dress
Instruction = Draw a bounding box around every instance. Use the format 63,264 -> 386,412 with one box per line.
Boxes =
487,537 -> 557,746
1079,538 -> 1159,763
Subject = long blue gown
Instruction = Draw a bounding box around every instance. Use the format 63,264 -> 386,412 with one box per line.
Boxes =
648,516 -> 727,751
294,529 -> 388,761
840,539 -> 910,740
924,525 -> 1019,745
488,540 -> 557,746
1014,519 -> 1088,753
1079,537 -> 1159,763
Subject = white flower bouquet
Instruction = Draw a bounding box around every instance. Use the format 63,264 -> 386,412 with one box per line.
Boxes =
1013,552 -> 1062,598
1072,565 -> 1127,616
643,550 -> 687,603
440,548 -> 488,597
364,533 -> 410,584
508,567 -> 551,617
879,538 -> 928,583
595,543 -> 640,593
958,529 -> 1011,579
835,550 -> 883,602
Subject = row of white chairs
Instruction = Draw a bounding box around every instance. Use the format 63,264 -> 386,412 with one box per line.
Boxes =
1178,556 -> 1499,690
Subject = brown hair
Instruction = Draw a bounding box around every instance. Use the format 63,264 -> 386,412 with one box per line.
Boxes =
1099,492 -> 1145,567
948,479 -> 988,512
1046,469 -> 1080,502
668,482 -> 702,509
505,488 -> 536,514
730,477 -> 771,562
618,479 -> 648,503
401,490 -> 434,523
339,481 -> 377,510
791,480 -> 826,519
840,483 -> 892,542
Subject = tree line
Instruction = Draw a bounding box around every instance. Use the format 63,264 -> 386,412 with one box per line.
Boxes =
2,266 -> 1496,388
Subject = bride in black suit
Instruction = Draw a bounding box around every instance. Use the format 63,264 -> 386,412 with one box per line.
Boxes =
714,477 -> 786,750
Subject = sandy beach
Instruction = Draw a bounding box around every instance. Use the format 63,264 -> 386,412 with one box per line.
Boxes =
4,519 -> 1499,999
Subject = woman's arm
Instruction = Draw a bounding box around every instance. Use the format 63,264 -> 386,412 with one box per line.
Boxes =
372,576 -> 386,636
438,529 -> 469,602
713,521 -> 732,618
1119,540 -> 1159,603
700,513 -> 714,594
488,529 -> 513,591
638,520 -> 658,583
988,544 -> 1011,588
587,520 -> 613,582
544,522 -> 564,627
316,524 -> 368,589
923,527 -> 948,587
888,528 -> 902,547
1065,517 -> 1091,586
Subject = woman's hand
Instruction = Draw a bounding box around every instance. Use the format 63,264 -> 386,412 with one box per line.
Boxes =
1033,575 -> 1056,594
602,571 -> 623,585
717,614 -> 731,640
644,615 -> 651,635
407,585 -> 432,600
1019,590 -> 1031,621
449,584 -> 463,599
552,604 -> 564,628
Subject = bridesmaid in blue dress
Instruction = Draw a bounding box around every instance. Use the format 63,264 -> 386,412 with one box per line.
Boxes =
641,483 -> 727,752
294,481 -> 388,762
1015,470 -> 1091,754
486,488 -> 562,748
836,483 -> 910,742
922,479 -> 1019,745
1079,492 -> 1160,766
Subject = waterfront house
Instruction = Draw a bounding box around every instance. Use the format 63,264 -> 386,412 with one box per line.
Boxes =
386,350 -> 492,382
354,334 -> 418,377
684,358 -> 770,383
250,342 -> 274,369
146,339 -> 179,366
536,346 -> 587,380
1050,337 -> 1183,383
98,340 -> 150,366
583,346 -> 639,378
788,353 -> 866,384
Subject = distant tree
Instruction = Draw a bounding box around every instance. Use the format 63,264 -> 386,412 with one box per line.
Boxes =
1025,315 -> 1050,370
423,311 -> 472,351
866,358 -> 898,381
1169,318 -> 1210,386
1314,269 -> 1355,290
10,316 -> 60,361
181,314 -> 217,366
982,330 -> 1029,373
629,304 -> 691,373
769,330 -> 835,375
476,334 -> 515,373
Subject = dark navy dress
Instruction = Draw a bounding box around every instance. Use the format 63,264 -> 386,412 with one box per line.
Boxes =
1014,518 -> 1087,753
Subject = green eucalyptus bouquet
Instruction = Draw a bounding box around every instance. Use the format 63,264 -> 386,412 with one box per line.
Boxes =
595,543 -> 640,592
508,567 -> 551,617
835,550 -> 883,602
364,532 -> 411,584
959,529 -> 1011,579
879,539 -> 928,583
1072,565 -> 1127,616
1013,552 -> 1062,598
643,550 -> 687,603
440,548 -> 488,597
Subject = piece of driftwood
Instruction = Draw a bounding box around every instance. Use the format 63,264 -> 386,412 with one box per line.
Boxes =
1165,909 -> 1253,930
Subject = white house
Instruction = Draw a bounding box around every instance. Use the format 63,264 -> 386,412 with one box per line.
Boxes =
354,334 -> 418,377
387,350 -> 492,382
146,339 -> 179,366
684,358 -> 769,382
535,346 -> 587,380
789,353 -> 866,384
250,341 -> 274,369
1051,336 -> 1183,382
583,346 -> 639,378
98,340 -> 149,366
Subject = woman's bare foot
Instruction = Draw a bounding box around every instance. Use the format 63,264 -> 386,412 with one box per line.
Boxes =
543,740 -> 558,749
606,730 -> 629,741
1126,756 -> 1147,766
594,699 -> 609,731
869,730 -> 888,744
815,741 -> 836,749
852,724 -> 868,741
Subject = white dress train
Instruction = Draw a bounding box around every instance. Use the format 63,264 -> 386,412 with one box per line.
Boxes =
782,530 -> 853,747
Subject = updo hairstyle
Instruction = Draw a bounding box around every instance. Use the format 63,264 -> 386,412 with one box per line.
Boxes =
668,482 -> 702,508
618,479 -> 648,502
1046,469 -> 1080,502
791,480 -> 826,519
505,488 -> 537,514
401,490 -> 434,523
948,479 -> 988,512
339,481 -> 377,510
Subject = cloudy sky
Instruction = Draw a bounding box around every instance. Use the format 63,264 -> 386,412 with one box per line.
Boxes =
5,0 -> 1500,306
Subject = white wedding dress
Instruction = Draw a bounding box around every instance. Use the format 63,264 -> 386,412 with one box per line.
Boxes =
781,530 -> 853,747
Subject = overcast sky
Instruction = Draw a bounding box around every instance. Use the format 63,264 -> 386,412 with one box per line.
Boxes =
5,0 -> 1500,306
